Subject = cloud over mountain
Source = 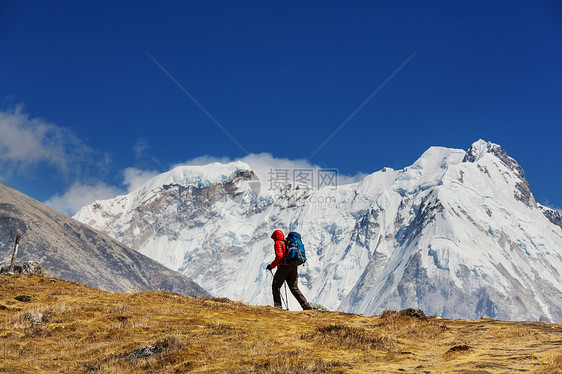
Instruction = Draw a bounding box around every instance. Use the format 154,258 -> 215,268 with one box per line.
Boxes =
0,106 -> 93,176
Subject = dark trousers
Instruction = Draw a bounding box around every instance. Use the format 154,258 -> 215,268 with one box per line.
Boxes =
272,265 -> 308,308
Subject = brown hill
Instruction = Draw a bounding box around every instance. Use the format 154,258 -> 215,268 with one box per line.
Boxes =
0,274 -> 560,373
0,182 -> 208,297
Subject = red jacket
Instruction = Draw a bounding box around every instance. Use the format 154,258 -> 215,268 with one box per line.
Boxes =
269,230 -> 291,269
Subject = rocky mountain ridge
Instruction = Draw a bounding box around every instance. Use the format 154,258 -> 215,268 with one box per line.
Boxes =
0,182 -> 209,297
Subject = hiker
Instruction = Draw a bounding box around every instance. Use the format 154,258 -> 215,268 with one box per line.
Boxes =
266,230 -> 312,310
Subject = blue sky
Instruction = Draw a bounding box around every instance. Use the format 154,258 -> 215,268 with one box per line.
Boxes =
1,1 -> 561,215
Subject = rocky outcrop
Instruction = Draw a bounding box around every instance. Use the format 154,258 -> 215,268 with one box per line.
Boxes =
0,261 -> 45,276
539,205 -> 562,231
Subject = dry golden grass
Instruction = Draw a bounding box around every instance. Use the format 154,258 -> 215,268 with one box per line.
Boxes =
1,274 -> 561,373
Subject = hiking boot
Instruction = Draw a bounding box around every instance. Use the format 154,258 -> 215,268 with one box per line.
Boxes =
302,302 -> 312,310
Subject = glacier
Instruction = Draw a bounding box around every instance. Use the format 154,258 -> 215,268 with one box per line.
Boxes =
74,140 -> 562,322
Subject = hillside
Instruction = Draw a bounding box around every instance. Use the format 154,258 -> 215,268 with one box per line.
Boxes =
0,182 -> 208,297
1,274 -> 560,373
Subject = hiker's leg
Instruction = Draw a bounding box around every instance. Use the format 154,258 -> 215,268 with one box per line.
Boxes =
286,267 -> 310,309
272,267 -> 289,307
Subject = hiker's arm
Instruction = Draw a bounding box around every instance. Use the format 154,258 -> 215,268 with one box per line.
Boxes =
269,241 -> 284,268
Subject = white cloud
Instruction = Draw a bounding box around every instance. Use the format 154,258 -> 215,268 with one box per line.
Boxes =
1,107 -> 118,216
44,168 -> 159,216
0,106 -> 92,176
172,155 -> 231,167
240,154 -> 366,193
45,182 -> 124,216
133,138 -> 149,161
123,167 -> 160,192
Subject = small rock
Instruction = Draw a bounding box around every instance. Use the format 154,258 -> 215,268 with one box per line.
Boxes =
25,313 -> 46,325
447,344 -> 471,353
309,303 -> 329,311
401,308 -> 426,318
15,295 -> 32,303
127,345 -> 165,359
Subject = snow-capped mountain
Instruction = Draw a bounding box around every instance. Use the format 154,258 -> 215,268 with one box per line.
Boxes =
74,140 -> 562,322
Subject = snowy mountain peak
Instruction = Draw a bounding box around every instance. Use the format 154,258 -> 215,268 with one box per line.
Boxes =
463,139 -> 502,163
463,139 -> 526,182
139,161 -> 252,193
411,146 -> 465,171
74,141 -> 562,322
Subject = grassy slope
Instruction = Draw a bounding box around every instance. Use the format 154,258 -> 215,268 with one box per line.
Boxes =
0,275 -> 561,373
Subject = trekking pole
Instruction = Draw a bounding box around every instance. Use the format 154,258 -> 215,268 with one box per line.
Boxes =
283,282 -> 289,311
